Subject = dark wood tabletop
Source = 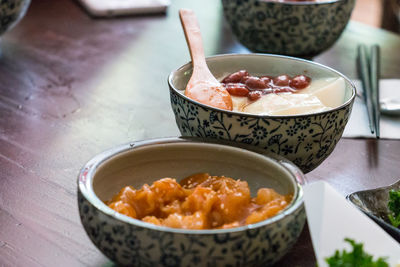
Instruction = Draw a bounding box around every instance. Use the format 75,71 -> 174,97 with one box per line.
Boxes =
1,0 -> 399,266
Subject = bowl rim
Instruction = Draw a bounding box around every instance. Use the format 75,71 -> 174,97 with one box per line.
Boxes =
168,53 -> 356,118
78,137 -> 305,235
255,0 -> 347,5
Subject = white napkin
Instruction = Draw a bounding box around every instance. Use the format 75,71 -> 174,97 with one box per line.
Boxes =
78,0 -> 170,17
342,79 -> 400,139
304,181 -> 400,267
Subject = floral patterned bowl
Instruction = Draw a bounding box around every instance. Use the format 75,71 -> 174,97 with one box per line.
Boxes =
0,0 -> 31,36
221,0 -> 355,57
78,137 -> 306,266
168,54 -> 355,173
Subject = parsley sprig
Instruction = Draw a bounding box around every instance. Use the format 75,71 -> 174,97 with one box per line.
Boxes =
388,189 -> 400,228
325,238 -> 389,267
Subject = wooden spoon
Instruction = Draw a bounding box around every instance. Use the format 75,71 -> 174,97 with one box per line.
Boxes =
179,9 -> 233,111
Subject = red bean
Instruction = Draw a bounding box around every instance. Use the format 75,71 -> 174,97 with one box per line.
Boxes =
248,90 -> 262,101
273,75 -> 291,86
289,75 -> 311,89
222,70 -> 249,83
245,77 -> 267,90
224,83 -> 249,96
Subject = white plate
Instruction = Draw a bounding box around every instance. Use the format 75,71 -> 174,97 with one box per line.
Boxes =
304,181 -> 400,267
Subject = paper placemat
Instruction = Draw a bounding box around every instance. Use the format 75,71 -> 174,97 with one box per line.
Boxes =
78,0 -> 170,17
342,79 -> 400,139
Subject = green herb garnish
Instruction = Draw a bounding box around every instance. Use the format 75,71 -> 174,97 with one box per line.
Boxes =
388,189 -> 400,228
325,238 -> 389,267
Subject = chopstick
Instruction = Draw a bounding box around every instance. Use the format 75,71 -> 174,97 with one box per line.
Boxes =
370,45 -> 380,138
356,44 -> 381,138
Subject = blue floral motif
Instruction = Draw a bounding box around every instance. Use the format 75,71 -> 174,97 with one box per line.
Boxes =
304,143 -> 313,152
252,125 -> 268,140
295,117 -> 311,130
125,234 -> 141,250
285,125 -> 297,136
214,233 -> 231,244
161,253 -> 181,267
282,144 -> 293,155
297,133 -> 307,142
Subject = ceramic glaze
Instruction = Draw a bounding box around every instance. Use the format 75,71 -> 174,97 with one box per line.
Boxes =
347,179 -> 400,243
221,0 -> 355,57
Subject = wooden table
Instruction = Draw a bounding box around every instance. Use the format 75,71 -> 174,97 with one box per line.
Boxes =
1,0 -> 399,266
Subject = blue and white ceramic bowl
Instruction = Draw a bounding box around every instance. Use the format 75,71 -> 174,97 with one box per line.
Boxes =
78,137 -> 306,266
168,54 -> 356,173
222,0 -> 355,57
0,0 -> 30,36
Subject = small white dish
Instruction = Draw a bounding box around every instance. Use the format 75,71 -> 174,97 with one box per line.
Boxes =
303,181 -> 400,267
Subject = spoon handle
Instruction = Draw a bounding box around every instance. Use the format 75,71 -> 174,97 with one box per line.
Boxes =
179,9 -> 207,69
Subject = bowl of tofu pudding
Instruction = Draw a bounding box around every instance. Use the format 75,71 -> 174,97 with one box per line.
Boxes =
168,54 -> 356,173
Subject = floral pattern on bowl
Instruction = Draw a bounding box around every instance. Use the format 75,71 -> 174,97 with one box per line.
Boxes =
221,0 -> 355,57
170,90 -> 353,173
347,179 -> 400,243
0,0 -> 31,36
78,190 -> 306,266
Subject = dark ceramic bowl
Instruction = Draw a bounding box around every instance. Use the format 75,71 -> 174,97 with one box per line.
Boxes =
78,137 -> 306,266
221,0 -> 355,57
0,0 -> 30,36
168,54 -> 356,173
347,179 -> 400,243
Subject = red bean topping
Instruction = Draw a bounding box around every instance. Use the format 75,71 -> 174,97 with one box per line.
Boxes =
273,75 -> 291,86
248,90 -> 262,101
222,70 -> 249,83
221,70 -> 312,103
245,77 -> 267,90
289,75 -> 311,89
224,83 -> 249,97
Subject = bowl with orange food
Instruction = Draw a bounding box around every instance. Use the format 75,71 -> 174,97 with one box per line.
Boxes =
78,137 -> 306,266
169,53 -> 356,173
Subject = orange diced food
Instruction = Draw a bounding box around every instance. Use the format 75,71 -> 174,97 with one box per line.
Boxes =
182,186 -> 217,214
163,211 -> 208,230
255,188 -> 281,205
106,174 -> 291,230
108,200 -> 137,218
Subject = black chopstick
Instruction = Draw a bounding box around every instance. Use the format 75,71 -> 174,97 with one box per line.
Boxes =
370,45 -> 381,138
357,44 -> 375,135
